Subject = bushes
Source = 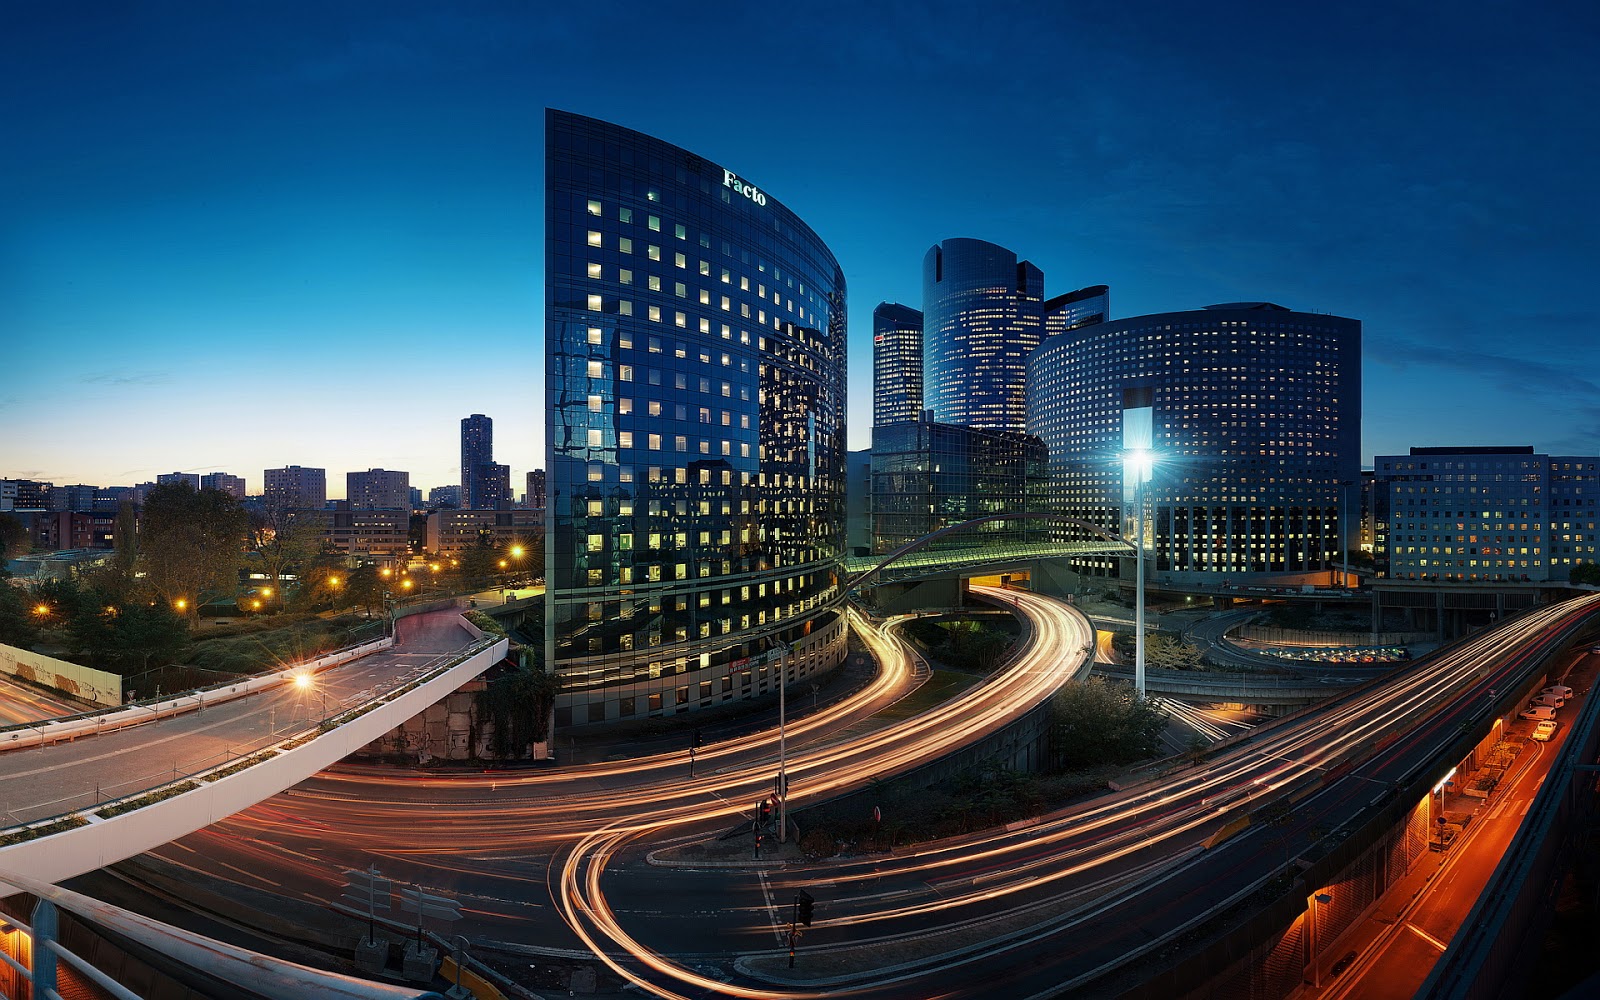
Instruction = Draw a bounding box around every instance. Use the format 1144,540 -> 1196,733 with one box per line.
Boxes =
465,611 -> 508,637
185,616 -> 376,675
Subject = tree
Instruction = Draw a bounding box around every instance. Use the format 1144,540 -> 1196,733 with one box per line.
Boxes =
137,482 -> 249,620
0,568 -> 41,648
345,563 -> 385,617
248,505 -> 326,607
1570,561 -> 1600,586
86,499 -> 142,603
478,648 -> 563,757
1049,677 -> 1168,771
1111,630 -> 1205,670
0,512 -> 30,560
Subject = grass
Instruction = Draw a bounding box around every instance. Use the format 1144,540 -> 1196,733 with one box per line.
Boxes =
878,669 -> 982,720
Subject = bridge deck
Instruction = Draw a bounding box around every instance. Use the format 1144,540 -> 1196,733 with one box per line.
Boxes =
0,611 -> 478,830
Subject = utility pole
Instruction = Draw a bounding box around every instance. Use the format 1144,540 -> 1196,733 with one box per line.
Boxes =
779,645 -> 789,843
1134,468 -> 1146,696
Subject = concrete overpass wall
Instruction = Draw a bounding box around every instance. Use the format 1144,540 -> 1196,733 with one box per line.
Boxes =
0,635 -> 507,894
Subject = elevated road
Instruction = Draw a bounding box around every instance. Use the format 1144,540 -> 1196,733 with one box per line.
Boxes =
0,610 -> 504,891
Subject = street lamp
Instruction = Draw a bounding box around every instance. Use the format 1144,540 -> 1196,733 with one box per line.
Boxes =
1123,447 -> 1154,696
294,672 -> 331,725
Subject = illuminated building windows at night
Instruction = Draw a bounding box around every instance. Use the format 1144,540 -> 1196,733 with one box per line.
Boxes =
1025,303 -> 1360,583
545,110 -> 848,727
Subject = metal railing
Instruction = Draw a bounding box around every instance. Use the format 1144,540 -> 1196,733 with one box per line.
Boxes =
1,638 -> 496,838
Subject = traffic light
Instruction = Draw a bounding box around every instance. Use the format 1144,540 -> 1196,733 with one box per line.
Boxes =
759,798 -> 772,825
796,889 -> 814,927
693,728 -> 703,749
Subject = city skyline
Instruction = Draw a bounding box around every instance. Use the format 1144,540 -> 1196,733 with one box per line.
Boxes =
6,3 -> 1599,491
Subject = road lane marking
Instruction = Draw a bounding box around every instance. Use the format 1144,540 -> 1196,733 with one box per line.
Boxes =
1407,923 -> 1450,952
755,871 -> 786,945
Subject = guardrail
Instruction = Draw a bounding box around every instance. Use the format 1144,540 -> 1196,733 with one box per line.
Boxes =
0,633 -> 394,756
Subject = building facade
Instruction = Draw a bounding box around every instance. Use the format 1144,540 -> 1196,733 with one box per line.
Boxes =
526,469 -> 547,511
428,485 -> 463,510
461,414 -> 495,509
156,472 -> 201,490
199,473 -> 247,500
922,238 -> 1045,433
544,109 -> 848,727
263,466 -> 327,510
1026,302 -> 1361,583
870,418 -> 1049,555
426,508 -> 542,558
1373,447 -> 1598,583
1044,284 -> 1109,337
872,302 -> 924,427
347,468 -> 412,510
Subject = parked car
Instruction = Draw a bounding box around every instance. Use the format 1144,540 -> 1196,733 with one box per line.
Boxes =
1519,706 -> 1557,722
1543,685 -> 1575,699
1532,720 -> 1559,742
1531,693 -> 1566,709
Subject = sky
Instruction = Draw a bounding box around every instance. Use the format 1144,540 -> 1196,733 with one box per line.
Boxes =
4,1 -> 1598,497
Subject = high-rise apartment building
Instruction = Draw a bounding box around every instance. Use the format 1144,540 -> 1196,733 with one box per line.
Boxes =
922,238 -> 1045,433
545,109 -> 848,727
156,472 -> 201,490
200,473 -> 247,500
1043,284 -> 1109,337
428,485 -> 463,510
49,485 -> 99,512
263,466 -> 327,510
526,469 -> 547,512
346,468 -> 412,510
461,414 -> 495,509
1026,303 -> 1361,583
1373,448 -> 1598,583
872,302 -> 924,427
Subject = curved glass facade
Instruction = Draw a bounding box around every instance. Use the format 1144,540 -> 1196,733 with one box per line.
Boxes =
544,111 -> 848,726
922,238 -> 1044,433
1026,303 -> 1361,581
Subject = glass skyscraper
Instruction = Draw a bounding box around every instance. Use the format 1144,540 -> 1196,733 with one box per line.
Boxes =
922,238 -> 1045,433
1043,284 -> 1109,337
870,418 -> 1049,555
461,414 -> 495,509
872,301 -> 923,427
544,110 -> 849,727
1026,303 -> 1361,582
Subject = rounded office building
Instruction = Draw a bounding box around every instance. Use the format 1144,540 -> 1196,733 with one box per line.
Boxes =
922,238 -> 1045,433
1026,303 -> 1361,583
544,110 -> 849,726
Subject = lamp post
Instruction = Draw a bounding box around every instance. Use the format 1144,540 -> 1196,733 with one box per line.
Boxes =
1338,480 -> 1354,590
1124,448 -> 1153,696
1308,891 -> 1333,987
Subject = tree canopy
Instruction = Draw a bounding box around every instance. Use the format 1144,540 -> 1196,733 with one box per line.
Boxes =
1048,677 -> 1168,771
137,482 -> 249,617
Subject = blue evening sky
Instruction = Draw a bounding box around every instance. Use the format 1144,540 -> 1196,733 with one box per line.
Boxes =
4,2 -> 1597,495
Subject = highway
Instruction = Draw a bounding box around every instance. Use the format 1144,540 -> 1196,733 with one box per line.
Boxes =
0,674 -> 81,725
95,590 -> 1600,998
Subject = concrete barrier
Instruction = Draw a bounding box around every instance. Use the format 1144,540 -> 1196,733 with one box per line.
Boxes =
0,637 -> 506,892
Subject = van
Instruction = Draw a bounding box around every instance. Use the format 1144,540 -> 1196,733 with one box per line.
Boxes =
1519,706 -> 1557,722
1532,720 -> 1559,742
1532,693 -> 1567,709
1543,685 -> 1575,699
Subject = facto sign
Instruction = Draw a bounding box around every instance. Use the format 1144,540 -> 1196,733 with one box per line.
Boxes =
723,169 -> 767,206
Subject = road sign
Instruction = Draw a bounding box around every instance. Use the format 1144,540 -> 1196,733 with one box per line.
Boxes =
341,869 -> 393,911
399,886 -> 462,923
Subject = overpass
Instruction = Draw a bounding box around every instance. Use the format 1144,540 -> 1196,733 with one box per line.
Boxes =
0,609 -> 506,890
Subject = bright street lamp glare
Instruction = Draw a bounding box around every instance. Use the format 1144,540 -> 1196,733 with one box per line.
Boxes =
294,673 -> 312,690
510,545 -> 524,558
